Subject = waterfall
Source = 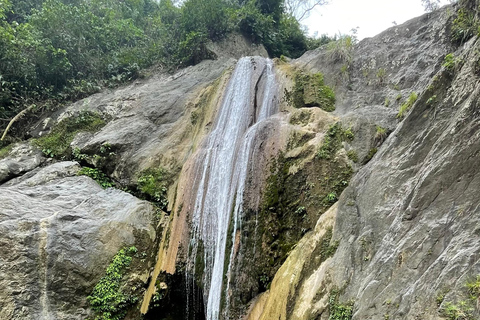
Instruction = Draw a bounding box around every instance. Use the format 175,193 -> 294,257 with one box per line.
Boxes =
188,57 -> 278,320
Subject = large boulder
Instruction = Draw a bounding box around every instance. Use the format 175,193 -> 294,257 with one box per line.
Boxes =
0,161 -> 156,319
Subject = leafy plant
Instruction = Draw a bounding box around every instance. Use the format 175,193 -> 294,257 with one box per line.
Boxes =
364,148 -> 378,164
87,246 -> 138,320
327,35 -> 354,65
451,8 -> 478,44
397,92 -> 417,119
347,150 -> 358,163
442,53 -> 462,72
329,289 -> 353,320
78,167 -> 114,189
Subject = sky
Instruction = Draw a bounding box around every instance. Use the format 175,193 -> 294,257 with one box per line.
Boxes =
302,0 -> 453,40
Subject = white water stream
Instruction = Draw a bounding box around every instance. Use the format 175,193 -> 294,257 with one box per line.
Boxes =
188,57 -> 277,320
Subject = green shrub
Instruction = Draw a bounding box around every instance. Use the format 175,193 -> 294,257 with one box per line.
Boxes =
397,92 -> 417,119
87,246 -> 138,320
364,148 -> 377,164
347,150 -> 358,163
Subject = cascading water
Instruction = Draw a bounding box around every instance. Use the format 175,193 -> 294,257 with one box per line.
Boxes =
187,57 -> 278,320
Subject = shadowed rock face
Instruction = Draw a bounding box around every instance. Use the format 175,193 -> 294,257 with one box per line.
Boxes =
0,161 -> 156,320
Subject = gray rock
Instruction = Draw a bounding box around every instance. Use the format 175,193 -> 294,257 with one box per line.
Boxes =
0,143 -> 44,184
0,161 -> 156,319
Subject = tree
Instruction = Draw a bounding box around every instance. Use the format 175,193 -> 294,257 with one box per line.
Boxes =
285,0 -> 327,21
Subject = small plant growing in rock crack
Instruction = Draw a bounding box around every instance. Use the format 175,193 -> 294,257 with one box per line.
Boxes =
364,148 -> 378,164
397,92 -> 417,119
442,53 -> 461,72
376,68 -> 387,85
328,289 -> 354,320
87,246 -> 138,320
78,167 -> 114,189
451,8 -> 478,44
327,35 -> 354,65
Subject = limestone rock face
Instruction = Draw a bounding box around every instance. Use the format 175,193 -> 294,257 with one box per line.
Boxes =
0,161 -> 156,319
248,5 -> 480,320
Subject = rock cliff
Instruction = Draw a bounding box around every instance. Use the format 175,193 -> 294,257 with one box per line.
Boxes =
1,3 -> 480,320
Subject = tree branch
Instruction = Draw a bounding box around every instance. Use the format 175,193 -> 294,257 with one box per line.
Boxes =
1,104 -> 36,141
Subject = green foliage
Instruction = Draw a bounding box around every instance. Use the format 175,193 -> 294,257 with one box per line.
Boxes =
78,167 -> 114,188
442,53 -> 462,72
34,111 -> 105,159
397,92 -> 417,119
375,125 -> 387,142
442,301 -> 475,320
87,246 -> 138,320
137,167 -> 170,209
347,150 -> 358,163
329,289 -> 354,320
376,68 -> 387,85
287,71 -> 335,111
451,8 -> 478,44
317,123 -> 354,160
0,0 -> 319,134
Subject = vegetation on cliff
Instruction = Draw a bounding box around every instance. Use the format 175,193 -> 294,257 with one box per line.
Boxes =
0,0 -> 331,138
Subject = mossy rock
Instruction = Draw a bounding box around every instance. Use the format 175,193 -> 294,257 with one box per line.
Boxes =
34,111 -> 105,159
288,71 -> 336,112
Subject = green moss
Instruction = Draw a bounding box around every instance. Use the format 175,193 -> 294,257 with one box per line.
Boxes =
286,130 -> 315,151
34,111 -> 105,159
255,147 -> 352,290
287,71 -> 336,112
289,110 -> 312,126
397,92 -> 417,119
137,167 -> 171,210
78,167 -> 114,189
87,246 -> 139,320
317,123 -> 354,160
194,240 -> 205,286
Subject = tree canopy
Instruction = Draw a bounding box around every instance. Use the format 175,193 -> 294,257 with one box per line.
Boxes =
0,0 -> 332,137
